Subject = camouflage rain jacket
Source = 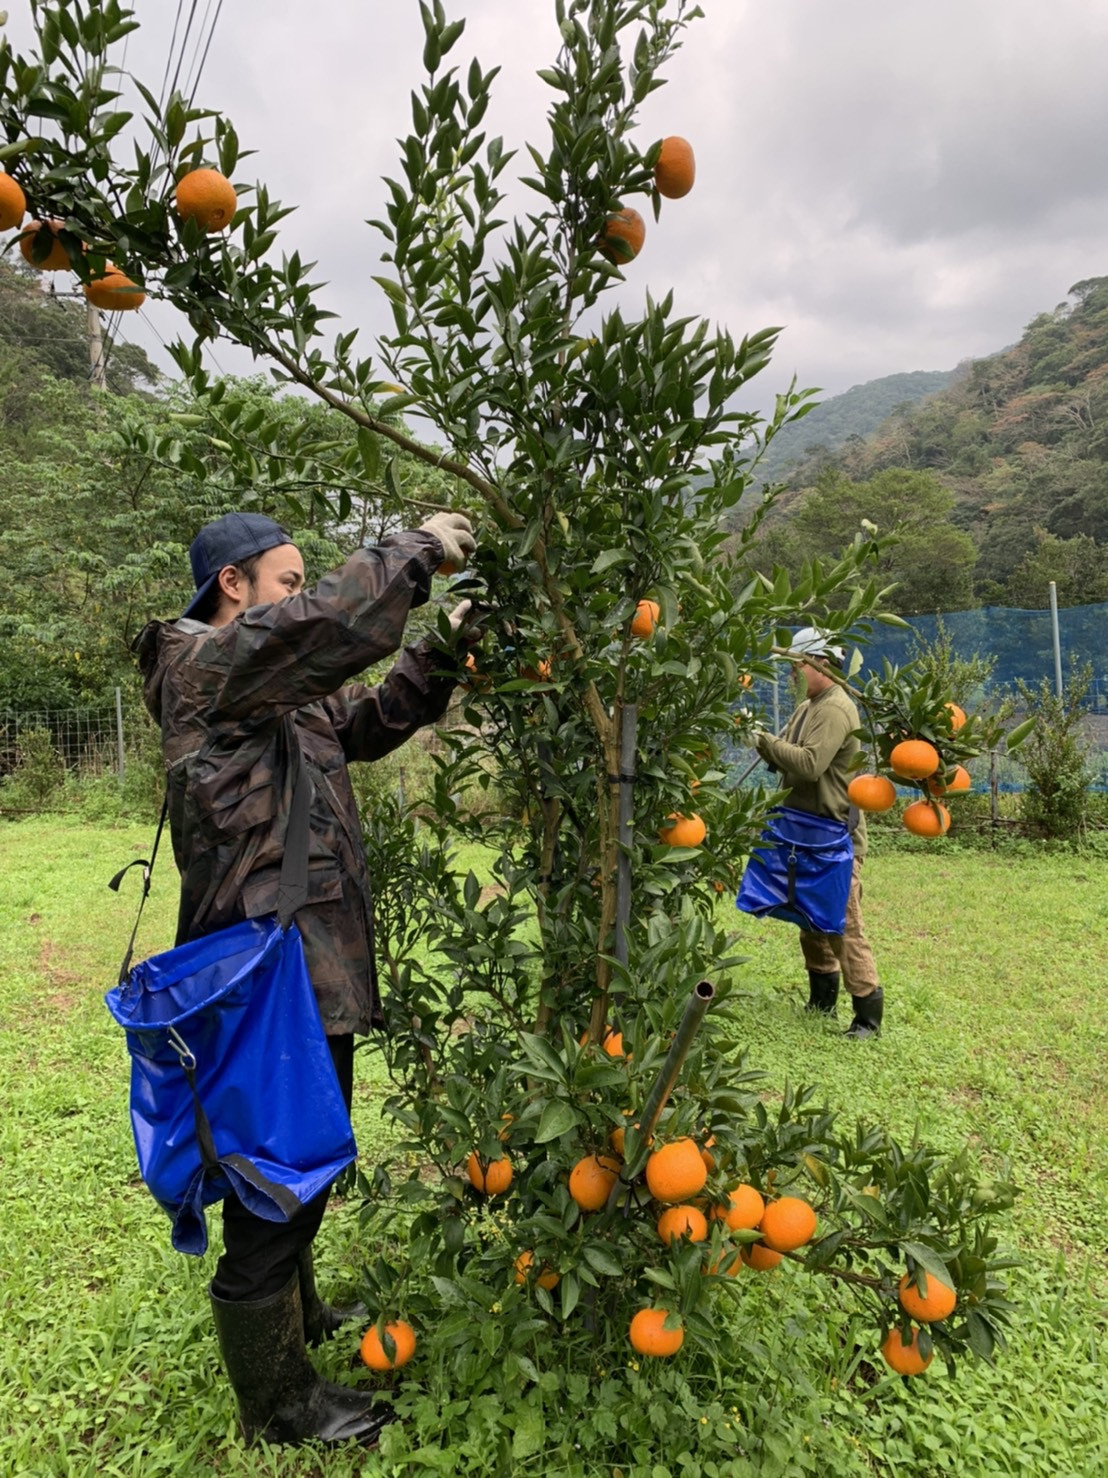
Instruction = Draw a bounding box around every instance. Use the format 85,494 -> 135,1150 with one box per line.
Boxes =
135,531 -> 458,1036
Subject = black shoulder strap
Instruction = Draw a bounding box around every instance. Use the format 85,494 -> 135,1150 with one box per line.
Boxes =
110,794 -> 169,985
111,721 -> 312,984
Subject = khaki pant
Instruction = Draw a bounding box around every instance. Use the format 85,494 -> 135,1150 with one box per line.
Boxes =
799,857 -> 879,998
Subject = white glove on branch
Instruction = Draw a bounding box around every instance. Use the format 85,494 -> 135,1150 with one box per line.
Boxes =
420,511 -> 476,573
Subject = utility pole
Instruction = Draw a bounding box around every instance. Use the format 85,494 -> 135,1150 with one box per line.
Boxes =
87,299 -> 107,389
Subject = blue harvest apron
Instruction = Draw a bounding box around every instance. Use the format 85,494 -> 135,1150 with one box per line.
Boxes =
736,806 -> 854,935
104,745 -> 356,1254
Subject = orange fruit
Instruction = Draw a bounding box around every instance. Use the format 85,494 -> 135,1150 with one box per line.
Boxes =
741,1242 -> 783,1271
698,1135 -> 716,1173
656,1204 -> 709,1245
520,657 -> 552,681
712,880 -> 725,894
654,135 -> 696,198
464,652 -> 492,692
759,1196 -> 817,1252
19,219 -> 72,271
466,1151 -> 513,1195
360,1319 -> 417,1371
903,799 -> 950,838
898,1271 -> 956,1323
945,702 -> 967,732
707,1248 -> 744,1277
175,167 -> 238,231
928,765 -> 970,796
659,813 -> 706,848
711,1183 -> 765,1231
645,1139 -> 708,1204
881,1324 -> 933,1376
847,773 -> 897,813
514,1251 -> 560,1290
609,1125 -> 626,1156
569,1153 -> 621,1211
629,1308 -> 684,1357
888,738 -> 940,779
739,673 -> 754,689
84,266 -> 146,312
631,599 -> 660,637
599,207 -> 645,263
602,1030 -> 628,1058
0,172 -> 27,231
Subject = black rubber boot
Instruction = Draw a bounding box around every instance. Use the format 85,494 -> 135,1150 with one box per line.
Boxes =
210,1271 -> 394,1447
845,987 -> 884,1039
805,970 -> 840,1015
298,1248 -> 367,1348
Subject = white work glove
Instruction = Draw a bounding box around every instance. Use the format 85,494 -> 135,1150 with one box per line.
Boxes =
420,510 -> 476,573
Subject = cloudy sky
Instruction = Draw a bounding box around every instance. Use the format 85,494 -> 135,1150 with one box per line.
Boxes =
8,0 -> 1108,414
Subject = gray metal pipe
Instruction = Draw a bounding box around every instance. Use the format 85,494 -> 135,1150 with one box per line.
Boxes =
613,979 -> 716,1201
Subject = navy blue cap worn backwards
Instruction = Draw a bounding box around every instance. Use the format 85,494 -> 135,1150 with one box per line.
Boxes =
182,512 -> 293,619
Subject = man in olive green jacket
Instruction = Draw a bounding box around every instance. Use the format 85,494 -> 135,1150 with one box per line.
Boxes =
754,628 -> 883,1038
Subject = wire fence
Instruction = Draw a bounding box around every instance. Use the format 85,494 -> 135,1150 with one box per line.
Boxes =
0,695 -> 124,779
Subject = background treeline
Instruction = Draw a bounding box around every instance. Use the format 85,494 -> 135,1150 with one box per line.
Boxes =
7,260 -> 1108,714
739,276 -> 1108,614
0,261 -> 455,712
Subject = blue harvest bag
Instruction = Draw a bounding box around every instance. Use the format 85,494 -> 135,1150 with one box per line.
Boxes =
105,745 -> 355,1256
736,806 -> 854,935
105,916 -> 357,1256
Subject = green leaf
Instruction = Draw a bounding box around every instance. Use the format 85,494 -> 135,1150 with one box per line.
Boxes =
534,1099 -> 578,1143
372,275 -> 408,306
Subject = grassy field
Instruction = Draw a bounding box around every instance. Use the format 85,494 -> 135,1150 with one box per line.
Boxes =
1,818 -> 1106,1476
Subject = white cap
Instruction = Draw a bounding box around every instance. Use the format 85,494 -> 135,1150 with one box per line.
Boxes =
787,626 -> 845,664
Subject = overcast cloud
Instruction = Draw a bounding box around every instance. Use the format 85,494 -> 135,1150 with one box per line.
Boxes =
8,0 -> 1108,414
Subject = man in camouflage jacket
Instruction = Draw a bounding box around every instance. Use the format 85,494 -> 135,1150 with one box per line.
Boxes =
135,508 -> 476,1448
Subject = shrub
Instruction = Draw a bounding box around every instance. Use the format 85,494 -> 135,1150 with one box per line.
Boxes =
1015,663 -> 1093,840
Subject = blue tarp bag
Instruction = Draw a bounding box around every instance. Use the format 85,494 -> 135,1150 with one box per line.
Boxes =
104,756 -> 356,1256
736,806 -> 854,935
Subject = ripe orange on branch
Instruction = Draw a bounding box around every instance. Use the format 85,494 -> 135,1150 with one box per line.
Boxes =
659,813 -> 706,848
847,773 -> 897,813
631,599 -> 660,637
514,1251 -> 560,1290
654,135 -> 696,198
711,1183 -> 765,1231
889,739 -> 940,779
466,1151 -> 513,1195
360,1319 -> 417,1371
84,266 -> 146,312
656,1204 -> 708,1245
19,219 -> 72,271
945,702 -> 967,731
645,1138 -> 708,1203
898,1270 -> 957,1323
0,172 -> 27,231
902,799 -> 950,838
175,167 -> 238,231
569,1153 -> 621,1211
881,1324 -> 933,1376
741,1242 -> 783,1271
928,765 -> 971,796
629,1308 -> 684,1357
599,206 -> 645,263
759,1195 -> 817,1252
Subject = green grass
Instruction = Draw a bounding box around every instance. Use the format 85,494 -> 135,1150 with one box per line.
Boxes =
1,819 -> 1106,1476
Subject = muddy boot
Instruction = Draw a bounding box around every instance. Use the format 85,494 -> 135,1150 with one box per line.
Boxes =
845,987 -> 884,1039
298,1248 -> 367,1348
805,970 -> 840,1015
210,1271 -> 393,1447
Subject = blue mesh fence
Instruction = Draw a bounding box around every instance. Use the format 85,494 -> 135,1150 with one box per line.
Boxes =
724,603 -> 1108,794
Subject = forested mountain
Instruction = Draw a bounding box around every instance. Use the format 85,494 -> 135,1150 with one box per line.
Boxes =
754,368 -> 954,486
746,278 -> 1108,612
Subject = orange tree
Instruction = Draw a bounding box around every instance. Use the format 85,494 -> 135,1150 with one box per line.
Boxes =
3,1 -> 1018,1467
